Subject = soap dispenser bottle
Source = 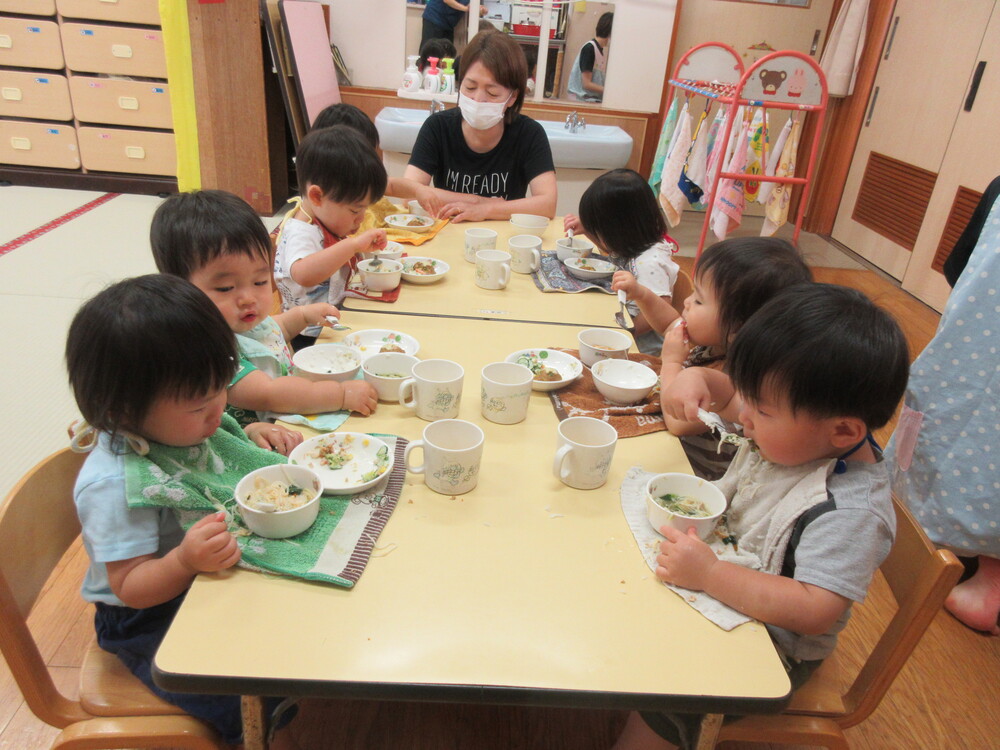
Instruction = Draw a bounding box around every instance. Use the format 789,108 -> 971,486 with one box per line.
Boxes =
422,57 -> 441,94
440,57 -> 456,95
402,54 -> 422,92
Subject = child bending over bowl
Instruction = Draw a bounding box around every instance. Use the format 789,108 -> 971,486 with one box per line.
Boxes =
151,190 -> 377,424
273,125 -> 389,349
614,284 -> 909,750
66,275 -> 301,749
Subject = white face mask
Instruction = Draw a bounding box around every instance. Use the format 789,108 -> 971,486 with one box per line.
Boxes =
458,92 -> 511,130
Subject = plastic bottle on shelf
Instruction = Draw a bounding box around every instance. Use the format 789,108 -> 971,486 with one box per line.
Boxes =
440,57 -> 456,95
422,57 -> 441,94
402,55 -> 422,92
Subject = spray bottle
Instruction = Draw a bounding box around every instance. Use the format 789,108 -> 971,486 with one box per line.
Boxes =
422,57 -> 441,94
402,54 -> 422,92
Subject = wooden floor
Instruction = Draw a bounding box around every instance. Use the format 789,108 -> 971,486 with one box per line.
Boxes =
3,261 -> 998,750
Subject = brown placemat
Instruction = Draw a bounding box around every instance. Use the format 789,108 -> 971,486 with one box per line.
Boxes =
548,349 -> 666,438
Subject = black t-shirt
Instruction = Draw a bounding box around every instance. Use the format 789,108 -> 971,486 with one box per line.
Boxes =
408,108 -> 555,201
578,39 -> 603,73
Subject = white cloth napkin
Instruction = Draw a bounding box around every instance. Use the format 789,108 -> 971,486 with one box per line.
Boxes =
619,466 -> 751,631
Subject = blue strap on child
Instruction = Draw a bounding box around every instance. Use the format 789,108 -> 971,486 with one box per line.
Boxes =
834,433 -> 880,474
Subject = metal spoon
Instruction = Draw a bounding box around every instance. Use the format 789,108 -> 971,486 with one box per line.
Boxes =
325,315 -> 350,331
615,289 -> 635,332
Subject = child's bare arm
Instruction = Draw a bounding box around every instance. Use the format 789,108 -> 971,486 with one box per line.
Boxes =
289,229 -> 387,288
656,526 -> 850,634
273,302 -> 340,341
229,369 -> 378,416
106,512 -> 240,609
612,271 -> 679,335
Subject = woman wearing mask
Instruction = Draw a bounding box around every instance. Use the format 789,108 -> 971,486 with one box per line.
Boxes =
398,30 -> 557,222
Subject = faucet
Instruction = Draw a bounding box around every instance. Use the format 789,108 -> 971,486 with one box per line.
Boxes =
564,111 -> 586,133
429,98 -> 446,114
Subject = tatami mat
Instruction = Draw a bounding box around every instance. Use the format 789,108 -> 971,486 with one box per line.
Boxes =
0,185 -> 106,246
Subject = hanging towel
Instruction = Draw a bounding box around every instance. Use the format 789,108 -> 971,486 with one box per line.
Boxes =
701,107 -> 732,207
711,120 -> 751,241
756,116 -> 792,205
743,109 -> 766,204
649,97 -> 681,193
761,116 -> 802,236
658,103 -> 693,227
679,104 -> 713,204
821,0 -> 869,97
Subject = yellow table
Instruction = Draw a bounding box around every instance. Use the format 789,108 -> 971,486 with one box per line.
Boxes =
152,314 -> 789,748
339,218 -> 621,327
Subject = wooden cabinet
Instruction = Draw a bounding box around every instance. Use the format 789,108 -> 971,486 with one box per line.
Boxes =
0,2 -> 176,191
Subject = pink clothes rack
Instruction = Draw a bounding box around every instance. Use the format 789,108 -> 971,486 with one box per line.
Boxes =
667,42 -> 829,260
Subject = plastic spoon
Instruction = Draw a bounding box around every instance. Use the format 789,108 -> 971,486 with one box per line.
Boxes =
325,315 -> 350,331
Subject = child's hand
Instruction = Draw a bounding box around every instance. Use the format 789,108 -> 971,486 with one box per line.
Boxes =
244,423 -> 304,455
655,526 -> 717,591
356,229 -> 387,253
660,318 -> 689,366
341,379 -> 378,415
611,270 -> 640,298
177,512 -> 241,573
302,303 -> 340,329
661,367 -> 713,422
563,214 -> 582,235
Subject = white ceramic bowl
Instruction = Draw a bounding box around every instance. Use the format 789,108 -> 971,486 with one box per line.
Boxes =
289,432 -> 395,495
577,328 -> 633,367
509,213 -> 550,238
591,358 -> 658,405
363,352 -> 420,401
357,258 -> 403,291
293,344 -> 362,382
343,329 -> 420,361
385,213 -> 434,233
362,240 -> 404,261
505,348 -> 583,392
234,464 -> 323,539
644,472 -> 726,541
401,256 -> 449,284
555,236 -> 594,261
563,256 -> 615,280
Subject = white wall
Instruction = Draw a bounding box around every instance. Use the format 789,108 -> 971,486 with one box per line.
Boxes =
325,0 -> 406,89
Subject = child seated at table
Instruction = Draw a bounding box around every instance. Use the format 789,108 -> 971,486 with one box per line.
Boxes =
66,275 -> 301,750
615,284 -> 909,750
659,237 -> 811,479
273,125 -> 389,349
150,189 -> 378,424
564,169 -> 680,355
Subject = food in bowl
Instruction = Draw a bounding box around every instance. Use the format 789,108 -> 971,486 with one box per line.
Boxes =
407,259 -> 437,275
358,258 -> 403,292
644,472 -> 726,541
577,328 -> 632,367
243,476 -> 316,512
234,464 -> 323,539
292,344 -> 362,382
380,342 -> 406,353
406,216 -> 431,227
534,366 -> 562,382
651,492 -> 713,518
385,214 -> 434,233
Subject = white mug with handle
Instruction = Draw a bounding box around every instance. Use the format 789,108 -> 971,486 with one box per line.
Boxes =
399,358 -> 464,421
508,234 -> 542,274
553,417 -> 618,489
404,419 -> 484,495
475,249 -> 511,290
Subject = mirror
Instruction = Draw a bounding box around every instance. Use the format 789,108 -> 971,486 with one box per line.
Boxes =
404,1 -> 615,107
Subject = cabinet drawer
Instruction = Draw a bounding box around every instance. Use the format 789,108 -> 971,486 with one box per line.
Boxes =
0,17 -> 64,70
61,23 -> 166,78
1,120 -> 80,169
77,126 -> 175,175
0,70 -> 72,120
56,0 -> 160,25
69,76 -> 172,128
0,0 -> 56,15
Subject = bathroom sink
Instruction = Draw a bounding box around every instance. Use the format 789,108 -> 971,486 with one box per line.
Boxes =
375,107 -> 633,170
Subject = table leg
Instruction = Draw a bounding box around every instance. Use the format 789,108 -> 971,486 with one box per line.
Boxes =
696,713 -> 723,749
241,695 -> 267,750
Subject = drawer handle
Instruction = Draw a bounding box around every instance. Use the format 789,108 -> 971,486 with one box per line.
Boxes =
111,44 -> 133,59
0,35 -> 12,49
125,146 -> 146,159
2,87 -> 23,101
99,0 -> 120,3
118,96 -> 139,110
11,136 -> 32,151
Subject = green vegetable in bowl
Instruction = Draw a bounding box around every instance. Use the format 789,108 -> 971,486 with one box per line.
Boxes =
654,493 -> 712,518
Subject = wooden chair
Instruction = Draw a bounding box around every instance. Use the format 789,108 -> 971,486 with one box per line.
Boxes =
715,497 -> 962,749
0,448 -> 224,749
671,269 -> 693,317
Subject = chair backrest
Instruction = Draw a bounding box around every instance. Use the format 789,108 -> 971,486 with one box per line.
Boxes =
671,269 -> 693,317
839,496 -> 962,728
0,448 -> 90,728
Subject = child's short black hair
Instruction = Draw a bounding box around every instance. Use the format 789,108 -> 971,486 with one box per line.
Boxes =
418,37 -> 457,71
150,190 -> 271,279
728,283 -> 909,430
696,237 -> 813,346
312,102 -> 379,149
66,274 -> 236,439
578,169 -> 668,261
295,124 -> 387,204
